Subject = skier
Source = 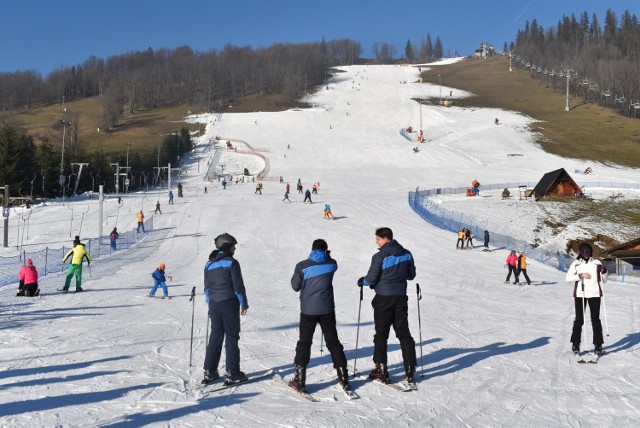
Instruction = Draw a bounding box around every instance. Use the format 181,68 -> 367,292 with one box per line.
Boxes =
169,190 -> 174,204
323,204 -> 335,220
283,190 -> 291,202
456,229 -> 465,249
204,186 -> 208,194
61,236 -> 91,292
285,182 -> 291,193
566,243 -> 608,356
303,189 -> 312,204
155,201 -> 162,214
505,250 -> 518,284
110,227 -> 119,250
297,182 -> 303,194
137,210 -> 146,233
516,251 -> 531,285
203,233 -> 249,384
357,227 -> 417,385
288,239 -> 352,393
17,259 -> 39,297
483,230 -> 490,250
148,263 -> 169,298
222,179 -> 227,190
312,183 -> 318,195
255,183 -> 263,195
178,182 -> 183,197
465,228 -> 473,247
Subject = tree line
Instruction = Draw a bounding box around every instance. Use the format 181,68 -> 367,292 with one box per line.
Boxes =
512,8 -> 640,118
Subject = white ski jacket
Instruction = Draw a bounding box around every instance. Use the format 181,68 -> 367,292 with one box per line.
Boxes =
566,257 -> 608,298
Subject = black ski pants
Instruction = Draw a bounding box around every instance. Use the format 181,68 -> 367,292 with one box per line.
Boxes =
371,294 -> 416,369
516,268 -> 531,284
294,312 -> 347,369
456,238 -> 464,249
505,265 -> 517,282
571,297 -> 603,346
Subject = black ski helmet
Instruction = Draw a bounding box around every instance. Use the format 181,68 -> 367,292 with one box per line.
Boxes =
215,233 -> 238,250
578,242 -> 593,259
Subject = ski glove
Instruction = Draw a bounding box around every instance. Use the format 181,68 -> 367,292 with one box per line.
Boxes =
357,277 -> 365,287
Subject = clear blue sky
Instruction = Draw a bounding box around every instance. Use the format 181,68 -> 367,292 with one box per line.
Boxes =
1,0 -> 637,76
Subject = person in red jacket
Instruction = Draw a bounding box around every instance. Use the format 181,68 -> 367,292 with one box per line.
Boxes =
17,259 -> 39,297
505,250 -> 518,284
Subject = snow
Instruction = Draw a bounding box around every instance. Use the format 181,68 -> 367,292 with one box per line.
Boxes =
2,63 -> 640,427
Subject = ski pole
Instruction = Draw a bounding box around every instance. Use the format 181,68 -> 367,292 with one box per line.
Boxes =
206,311 -> 210,348
416,283 -> 424,377
602,292 -> 610,336
188,286 -> 196,367
352,283 -> 364,377
581,278 -> 587,346
320,332 -> 324,356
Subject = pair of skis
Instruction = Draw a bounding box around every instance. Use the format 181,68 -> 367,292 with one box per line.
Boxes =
573,350 -> 603,364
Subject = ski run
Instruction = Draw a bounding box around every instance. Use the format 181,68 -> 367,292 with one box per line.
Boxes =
2,60 -> 640,426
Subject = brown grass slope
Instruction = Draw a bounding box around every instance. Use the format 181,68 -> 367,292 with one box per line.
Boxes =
420,56 -> 640,169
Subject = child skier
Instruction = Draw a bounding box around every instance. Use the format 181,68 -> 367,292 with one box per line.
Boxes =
17,259 -> 39,297
148,263 -> 169,298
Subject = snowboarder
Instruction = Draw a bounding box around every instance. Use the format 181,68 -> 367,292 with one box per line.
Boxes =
148,263 -> 169,298
357,227 -> 417,385
137,210 -> 145,233
169,190 -> 174,204
155,201 -> 162,214
515,251 -> 531,285
61,236 -> 91,292
283,190 -> 291,202
456,229 -> 465,249
110,227 -> 119,250
203,233 -> 249,384
17,259 -> 39,297
505,250 -> 518,284
288,239 -> 351,393
483,230 -> 490,250
303,189 -> 312,204
566,243 -> 608,356
323,204 -> 335,220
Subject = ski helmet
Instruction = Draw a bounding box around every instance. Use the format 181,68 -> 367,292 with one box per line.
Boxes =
215,233 -> 238,250
578,243 -> 593,259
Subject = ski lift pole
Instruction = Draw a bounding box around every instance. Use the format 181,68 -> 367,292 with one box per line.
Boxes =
416,283 -> 424,376
189,286 -> 197,366
352,283 -> 364,377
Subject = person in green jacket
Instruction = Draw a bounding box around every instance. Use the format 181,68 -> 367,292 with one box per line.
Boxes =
62,236 -> 92,292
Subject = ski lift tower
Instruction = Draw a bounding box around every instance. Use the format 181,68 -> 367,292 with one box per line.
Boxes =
70,163 -> 89,197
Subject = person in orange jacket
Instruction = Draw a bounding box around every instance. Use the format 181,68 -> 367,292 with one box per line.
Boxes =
456,229 -> 465,249
515,251 -> 531,285
137,210 -> 145,233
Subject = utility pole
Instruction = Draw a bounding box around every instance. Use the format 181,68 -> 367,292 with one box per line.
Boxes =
59,120 -> 71,202
125,142 -> 132,193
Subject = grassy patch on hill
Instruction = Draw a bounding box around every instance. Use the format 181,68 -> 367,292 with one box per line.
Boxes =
420,57 -> 640,169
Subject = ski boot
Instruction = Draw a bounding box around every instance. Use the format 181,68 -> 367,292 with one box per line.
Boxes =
288,365 -> 307,391
405,365 -> 416,384
202,369 -> 219,384
336,366 -> 352,393
75,287 -> 84,292
369,363 -> 391,384
594,344 -> 603,357
571,343 -> 580,354
224,370 -> 247,386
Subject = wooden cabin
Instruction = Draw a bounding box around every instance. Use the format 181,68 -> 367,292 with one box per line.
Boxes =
532,168 -> 582,200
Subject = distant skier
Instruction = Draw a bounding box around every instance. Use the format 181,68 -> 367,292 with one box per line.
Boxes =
303,189 -> 312,204
515,251 -> 531,285
148,263 -> 169,299
155,201 -> 162,214
465,228 -> 473,247
17,259 -> 39,297
505,250 -> 518,284
61,236 -> 91,292
483,230 -> 490,250
203,233 -> 249,384
297,183 -> 303,194
323,204 -> 335,220
566,243 -> 607,357
312,183 -> 318,195
456,229 -> 465,249
255,183 -> 263,195
357,227 -> 417,385
283,190 -> 291,202
169,190 -> 174,205
285,182 -> 291,193
178,182 -> 183,197
137,210 -> 146,233
288,239 -> 351,393
110,227 -> 119,250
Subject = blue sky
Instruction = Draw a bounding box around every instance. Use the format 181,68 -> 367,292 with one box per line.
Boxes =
1,0 -> 637,76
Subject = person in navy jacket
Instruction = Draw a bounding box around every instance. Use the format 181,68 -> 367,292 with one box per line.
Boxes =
288,239 -> 351,393
358,227 -> 417,384
203,233 -> 249,383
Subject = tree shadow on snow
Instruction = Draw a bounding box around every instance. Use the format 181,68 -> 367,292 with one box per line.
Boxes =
0,305 -> 141,330
421,336 -> 550,379
0,355 -> 131,380
2,370 -> 123,388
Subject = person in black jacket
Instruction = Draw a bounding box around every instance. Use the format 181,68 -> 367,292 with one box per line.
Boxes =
288,239 -> 351,393
358,227 -> 417,384
202,233 -> 249,384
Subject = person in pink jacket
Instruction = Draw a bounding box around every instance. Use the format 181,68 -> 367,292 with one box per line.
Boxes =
504,250 -> 518,284
17,259 -> 39,297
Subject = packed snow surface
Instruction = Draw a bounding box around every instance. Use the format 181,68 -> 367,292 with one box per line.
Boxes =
2,60 -> 640,427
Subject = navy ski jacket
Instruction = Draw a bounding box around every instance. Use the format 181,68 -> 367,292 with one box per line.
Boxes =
361,240 -> 416,296
291,249 -> 337,315
204,251 -> 249,309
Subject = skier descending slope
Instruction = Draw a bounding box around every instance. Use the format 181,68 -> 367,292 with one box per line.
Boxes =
566,242 -> 608,358
357,227 -> 417,386
288,239 -> 352,395
203,233 -> 250,385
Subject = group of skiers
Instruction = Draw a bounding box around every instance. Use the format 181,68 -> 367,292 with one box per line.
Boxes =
505,250 -> 531,285
201,227 -> 417,392
456,228 -> 474,249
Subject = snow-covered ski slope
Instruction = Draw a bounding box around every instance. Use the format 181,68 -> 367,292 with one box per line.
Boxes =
2,61 -> 640,427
